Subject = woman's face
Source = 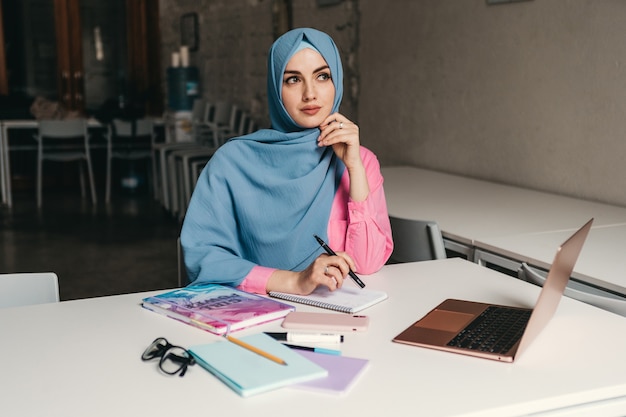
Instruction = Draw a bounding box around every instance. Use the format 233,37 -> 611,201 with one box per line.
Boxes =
281,48 -> 335,129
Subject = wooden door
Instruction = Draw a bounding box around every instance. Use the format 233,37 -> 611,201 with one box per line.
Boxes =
0,0 -> 162,116
54,0 -> 83,111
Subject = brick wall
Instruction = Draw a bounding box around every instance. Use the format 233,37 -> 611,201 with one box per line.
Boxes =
159,0 -> 359,128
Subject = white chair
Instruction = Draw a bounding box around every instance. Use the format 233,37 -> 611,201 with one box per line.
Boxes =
154,102 -> 216,210
0,272 -> 60,308
244,115 -> 258,134
237,112 -> 258,136
105,118 -> 155,203
219,106 -> 244,142
190,158 -> 209,189
203,101 -> 235,147
388,216 -> 447,263
190,99 -> 219,146
518,262 -> 626,317
35,119 -> 96,208
171,147 -> 215,220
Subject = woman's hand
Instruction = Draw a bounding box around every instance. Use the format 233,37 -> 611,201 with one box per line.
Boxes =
318,112 -> 370,202
266,253 -> 356,295
318,113 -> 362,170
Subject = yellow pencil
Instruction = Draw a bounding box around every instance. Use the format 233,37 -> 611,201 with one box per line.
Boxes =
225,334 -> 287,366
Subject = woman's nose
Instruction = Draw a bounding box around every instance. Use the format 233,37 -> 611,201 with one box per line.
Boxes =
302,83 -> 316,101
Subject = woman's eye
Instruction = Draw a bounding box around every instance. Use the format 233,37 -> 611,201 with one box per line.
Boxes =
284,76 -> 299,84
317,72 -> 331,81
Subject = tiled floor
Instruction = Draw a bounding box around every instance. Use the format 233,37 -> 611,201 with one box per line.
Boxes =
0,187 -> 181,301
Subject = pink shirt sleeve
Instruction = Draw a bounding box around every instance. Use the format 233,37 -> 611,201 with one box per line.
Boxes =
327,147 -> 393,274
237,147 -> 393,293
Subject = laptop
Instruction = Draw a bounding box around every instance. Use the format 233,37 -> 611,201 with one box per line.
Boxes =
392,218 -> 593,362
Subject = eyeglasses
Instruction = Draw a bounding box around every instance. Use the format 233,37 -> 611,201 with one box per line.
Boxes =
141,337 -> 195,377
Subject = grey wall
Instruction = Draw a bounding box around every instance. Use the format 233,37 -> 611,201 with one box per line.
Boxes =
159,0 -> 626,207
360,0 -> 626,207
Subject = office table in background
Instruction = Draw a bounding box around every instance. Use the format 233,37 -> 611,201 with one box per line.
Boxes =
381,166 -> 626,243
0,118 -> 163,208
474,224 -> 626,296
381,165 -> 626,297
2,258 -> 626,417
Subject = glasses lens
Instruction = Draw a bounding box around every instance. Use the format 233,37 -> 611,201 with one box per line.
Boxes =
141,337 -> 168,361
160,347 -> 194,375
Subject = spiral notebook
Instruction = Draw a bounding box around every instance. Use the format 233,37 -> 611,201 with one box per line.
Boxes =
269,286 -> 388,313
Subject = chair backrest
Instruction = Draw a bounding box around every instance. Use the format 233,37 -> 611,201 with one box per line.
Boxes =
38,119 -> 87,139
177,237 -> 188,287
203,102 -> 215,124
111,118 -> 154,138
191,98 -> 207,122
227,105 -> 240,128
0,272 -> 60,308
388,216 -> 447,263
518,262 -> 626,317
212,101 -> 232,125
244,117 -> 257,134
237,112 -> 250,136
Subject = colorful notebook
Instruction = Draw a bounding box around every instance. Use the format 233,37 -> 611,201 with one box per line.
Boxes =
189,333 -> 328,397
291,350 -> 369,395
269,286 -> 388,313
142,284 -> 295,335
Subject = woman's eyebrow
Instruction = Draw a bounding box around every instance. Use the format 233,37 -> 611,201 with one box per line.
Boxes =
283,65 -> 330,75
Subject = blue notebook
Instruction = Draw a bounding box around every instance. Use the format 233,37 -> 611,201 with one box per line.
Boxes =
188,333 -> 328,397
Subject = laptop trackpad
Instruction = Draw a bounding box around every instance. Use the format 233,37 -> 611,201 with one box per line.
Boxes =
416,310 -> 475,333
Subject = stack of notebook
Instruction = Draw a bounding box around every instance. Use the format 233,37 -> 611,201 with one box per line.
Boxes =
189,333 -> 368,397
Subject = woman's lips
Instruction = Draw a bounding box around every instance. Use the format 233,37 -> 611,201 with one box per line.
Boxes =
301,106 -> 321,115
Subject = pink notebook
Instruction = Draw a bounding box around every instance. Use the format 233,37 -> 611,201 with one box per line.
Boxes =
291,350 -> 369,395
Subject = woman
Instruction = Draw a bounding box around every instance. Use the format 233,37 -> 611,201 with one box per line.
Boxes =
181,27 -> 393,295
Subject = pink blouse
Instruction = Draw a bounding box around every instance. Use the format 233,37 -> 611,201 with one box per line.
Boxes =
238,147 -> 394,294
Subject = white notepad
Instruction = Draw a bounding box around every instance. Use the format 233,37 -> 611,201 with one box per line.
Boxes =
269,286 -> 388,313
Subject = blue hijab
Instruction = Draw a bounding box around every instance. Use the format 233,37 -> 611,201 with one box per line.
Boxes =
181,28 -> 346,285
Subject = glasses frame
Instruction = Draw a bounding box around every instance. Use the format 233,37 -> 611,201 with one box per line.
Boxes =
141,337 -> 195,377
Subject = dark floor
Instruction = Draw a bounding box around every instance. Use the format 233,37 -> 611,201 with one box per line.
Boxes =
0,186 -> 182,301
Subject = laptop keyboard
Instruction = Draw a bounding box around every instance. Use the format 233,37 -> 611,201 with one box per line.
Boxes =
446,306 -> 532,354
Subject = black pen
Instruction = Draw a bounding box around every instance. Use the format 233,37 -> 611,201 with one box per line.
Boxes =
284,344 -> 341,356
314,234 -> 366,288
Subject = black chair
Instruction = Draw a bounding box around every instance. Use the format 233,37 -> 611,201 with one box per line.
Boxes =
388,216 -> 447,263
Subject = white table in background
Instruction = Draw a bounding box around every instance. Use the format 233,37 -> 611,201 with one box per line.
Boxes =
2,258 -> 626,417
381,166 -> 626,245
474,224 -> 626,296
381,165 -> 626,293
1,118 -> 163,208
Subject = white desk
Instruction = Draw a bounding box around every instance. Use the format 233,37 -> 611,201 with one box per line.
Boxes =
381,166 -> 626,244
0,118 -> 163,208
381,165 -> 626,295
474,225 -> 626,296
2,259 -> 626,417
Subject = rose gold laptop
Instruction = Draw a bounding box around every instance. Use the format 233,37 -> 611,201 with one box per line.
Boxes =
393,218 -> 593,362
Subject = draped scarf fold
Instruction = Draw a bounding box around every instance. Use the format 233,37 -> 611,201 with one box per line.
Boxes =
182,28 -> 346,285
